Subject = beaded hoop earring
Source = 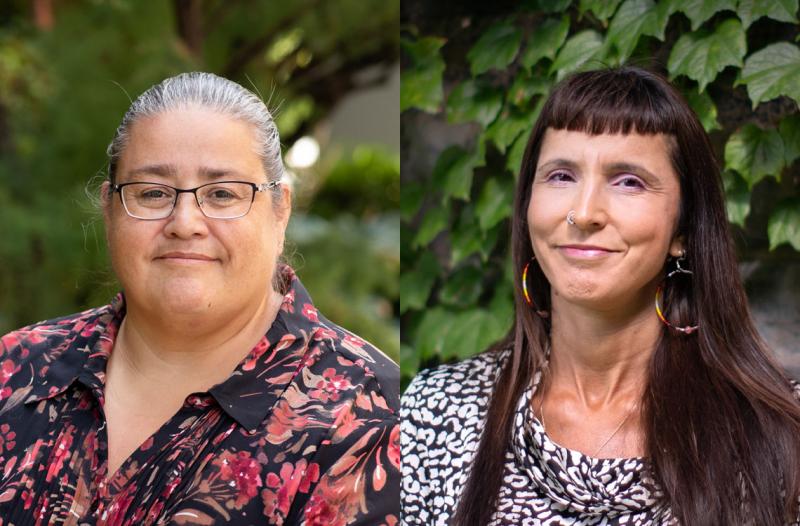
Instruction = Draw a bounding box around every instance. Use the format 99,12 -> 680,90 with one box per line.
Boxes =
655,252 -> 699,334
522,257 -> 550,318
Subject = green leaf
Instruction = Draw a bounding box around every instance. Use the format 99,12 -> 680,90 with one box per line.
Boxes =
400,37 -> 446,113
506,130 -> 531,175
432,146 -> 482,202
686,90 -> 721,132
400,181 -> 425,221
607,0 -> 670,61
451,208 -> 500,265
531,0 -> 573,13
440,265 -> 484,306
485,108 -> 534,154
738,0 -> 798,29
475,177 -> 514,231
667,18 -> 746,90
520,16 -> 570,68
722,172 -> 751,227
739,42 -> 800,108
414,307 -> 452,360
443,309 -> 507,360
669,0 -> 737,30
412,205 -> 448,248
446,80 -> 504,127
508,72 -> 551,107
550,30 -> 605,81
768,200 -> 800,251
400,344 -> 420,383
579,0 -> 624,24
467,21 -> 522,75
400,251 -> 440,313
724,124 -> 785,188
779,114 -> 800,166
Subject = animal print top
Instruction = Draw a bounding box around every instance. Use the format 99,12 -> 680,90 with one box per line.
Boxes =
400,350 -> 800,525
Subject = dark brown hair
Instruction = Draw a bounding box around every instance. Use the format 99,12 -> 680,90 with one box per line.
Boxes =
453,67 -> 800,525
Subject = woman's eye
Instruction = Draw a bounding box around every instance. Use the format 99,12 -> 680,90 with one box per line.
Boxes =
546,171 -> 574,183
614,175 -> 645,189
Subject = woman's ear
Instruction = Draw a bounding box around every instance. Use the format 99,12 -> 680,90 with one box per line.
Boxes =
668,235 -> 686,258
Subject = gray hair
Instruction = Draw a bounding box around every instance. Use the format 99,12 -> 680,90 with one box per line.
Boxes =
106,72 -> 284,194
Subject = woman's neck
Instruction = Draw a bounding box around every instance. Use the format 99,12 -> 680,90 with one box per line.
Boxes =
110,289 -> 284,393
546,297 -> 660,408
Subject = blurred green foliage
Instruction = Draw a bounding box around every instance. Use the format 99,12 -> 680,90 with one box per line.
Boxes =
401,0 -> 800,385
0,0 -> 399,362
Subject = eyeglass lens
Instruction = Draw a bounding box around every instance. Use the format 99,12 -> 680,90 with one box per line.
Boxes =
121,182 -> 255,219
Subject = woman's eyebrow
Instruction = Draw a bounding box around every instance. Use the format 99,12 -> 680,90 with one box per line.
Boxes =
604,162 -> 658,181
125,164 -> 246,179
536,158 -> 579,175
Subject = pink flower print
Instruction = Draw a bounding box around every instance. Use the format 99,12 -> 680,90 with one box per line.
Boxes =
343,334 -> 365,348
311,327 -> 338,341
303,494 -> 348,526
388,424 -> 400,470
45,428 -> 74,482
0,360 -> 19,385
311,368 -> 350,403
0,387 -> 11,401
282,290 -> 295,312
0,424 -> 16,452
263,460 -> 320,519
214,450 -> 263,509
301,303 -> 319,323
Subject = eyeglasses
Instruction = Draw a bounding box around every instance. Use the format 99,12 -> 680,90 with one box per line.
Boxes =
112,180 -> 280,220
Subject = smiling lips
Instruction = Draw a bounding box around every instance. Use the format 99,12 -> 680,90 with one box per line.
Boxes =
557,244 -> 618,259
156,251 -> 217,262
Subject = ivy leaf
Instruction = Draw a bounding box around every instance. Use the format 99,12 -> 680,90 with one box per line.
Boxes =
779,114 -> 800,166
529,0 -> 573,13
468,21 -> 522,75
668,18 -> 746,90
668,0 -> 737,30
506,130 -> 531,175
414,307 -> 452,360
722,171 -> 751,227
686,89 -> 721,132
508,72 -> 551,107
447,79 -> 504,127
738,0 -> 798,29
579,0 -> 624,24
520,16 -> 570,68
607,0 -> 671,61
738,42 -> 800,108
724,124 -> 785,188
476,177 -> 514,231
400,181 -> 425,221
442,309 -> 506,360
485,108 -> 533,154
440,265 -> 484,306
400,37 -> 446,113
400,251 -> 440,313
412,206 -> 448,248
400,344 -> 420,382
432,145 -> 483,202
451,208 -> 499,265
768,200 -> 800,251
550,30 -> 605,81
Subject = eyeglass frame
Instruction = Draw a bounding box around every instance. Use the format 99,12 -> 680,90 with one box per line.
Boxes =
110,180 -> 281,220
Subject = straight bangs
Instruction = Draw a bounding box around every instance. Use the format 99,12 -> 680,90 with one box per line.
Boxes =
542,69 -> 682,136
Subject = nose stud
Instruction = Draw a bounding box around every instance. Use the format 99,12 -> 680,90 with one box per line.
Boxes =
566,210 -> 576,225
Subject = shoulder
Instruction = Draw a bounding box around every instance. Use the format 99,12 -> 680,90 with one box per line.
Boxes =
309,314 -> 400,413
402,349 -> 506,414
1,303 -> 112,364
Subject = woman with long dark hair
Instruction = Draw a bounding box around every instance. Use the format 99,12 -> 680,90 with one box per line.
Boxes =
401,67 -> 800,525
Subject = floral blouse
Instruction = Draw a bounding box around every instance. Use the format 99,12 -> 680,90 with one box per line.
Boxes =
0,265 -> 399,525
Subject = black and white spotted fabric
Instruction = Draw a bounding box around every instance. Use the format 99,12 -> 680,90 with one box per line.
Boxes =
401,350 -> 800,525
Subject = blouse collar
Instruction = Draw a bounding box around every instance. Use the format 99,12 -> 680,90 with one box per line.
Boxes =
24,265 -> 326,433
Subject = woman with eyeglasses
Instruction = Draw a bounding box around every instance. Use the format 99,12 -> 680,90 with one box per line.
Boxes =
401,67 -> 800,525
0,72 -> 399,525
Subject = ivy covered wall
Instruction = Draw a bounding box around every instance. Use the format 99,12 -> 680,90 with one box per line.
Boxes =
400,0 -> 800,386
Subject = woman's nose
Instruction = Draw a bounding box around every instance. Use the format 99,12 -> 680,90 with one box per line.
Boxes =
570,178 -> 608,230
164,192 -> 209,238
